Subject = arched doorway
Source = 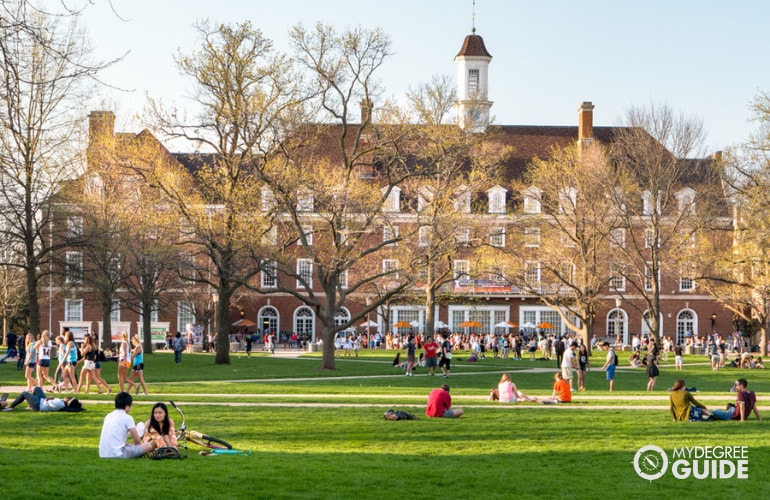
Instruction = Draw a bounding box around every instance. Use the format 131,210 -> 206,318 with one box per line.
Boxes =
294,307 -> 315,342
676,310 -> 697,346
258,306 -> 278,339
607,309 -> 627,344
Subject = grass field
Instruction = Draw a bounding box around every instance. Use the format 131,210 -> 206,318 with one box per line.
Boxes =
0,348 -> 767,499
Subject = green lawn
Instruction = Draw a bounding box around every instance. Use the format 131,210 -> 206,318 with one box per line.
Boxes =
0,348 -> 767,499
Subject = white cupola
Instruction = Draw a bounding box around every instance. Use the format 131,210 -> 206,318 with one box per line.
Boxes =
454,30 -> 493,133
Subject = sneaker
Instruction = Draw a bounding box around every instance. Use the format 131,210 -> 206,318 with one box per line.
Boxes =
2,407 -> 12,411
442,375 -> 448,378
0,393 -> 8,402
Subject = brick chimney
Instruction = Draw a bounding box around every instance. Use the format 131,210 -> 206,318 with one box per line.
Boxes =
87,111 -> 115,171
360,99 -> 373,124
577,102 -> 594,143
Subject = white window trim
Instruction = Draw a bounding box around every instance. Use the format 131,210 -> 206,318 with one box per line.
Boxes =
296,259 -> 313,288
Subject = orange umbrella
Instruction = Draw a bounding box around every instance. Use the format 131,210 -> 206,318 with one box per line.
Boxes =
394,320 -> 412,328
458,321 -> 483,328
537,321 -> 555,329
506,321 -> 518,328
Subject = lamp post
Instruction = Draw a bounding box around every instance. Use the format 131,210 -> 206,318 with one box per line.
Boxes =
711,312 -> 716,331
614,297 -> 622,344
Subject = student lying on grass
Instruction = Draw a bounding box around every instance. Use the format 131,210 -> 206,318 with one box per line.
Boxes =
0,387 -> 82,411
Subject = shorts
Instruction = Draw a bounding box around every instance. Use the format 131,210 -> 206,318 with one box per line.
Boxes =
132,363 -> 144,372
425,357 -> 438,368
27,361 -> 36,368
561,367 -> 573,380
38,359 -> 51,368
442,409 -> 455,418
675,355 -> 683,364
606,365 -> 616,381
120,443 -> 147,459
95,361 -> 102,369
84,360 -> 96,370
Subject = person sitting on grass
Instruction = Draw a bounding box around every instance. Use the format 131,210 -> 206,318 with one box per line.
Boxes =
710,378 -> 761,422
138,402 -> 178,450
0,386 -> 81,412
496,373 -> 538,402
669,379 -> 710,421
99,391 -> 156,458
425,384 -> 463,418
542,372 -> 572,404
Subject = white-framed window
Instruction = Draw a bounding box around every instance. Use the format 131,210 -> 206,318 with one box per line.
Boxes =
644,228 -> 657,249
609,264 -> 626,292
490,227 -> 505,247
453,260 -> 470,282
179,251 -> 195,280
298,225 -> 313,246
383,225 -> 399,245
296,259 -> 313,288
66,216 -> 83,239
488,186 -> 506,214
261,188 -> 275,212
382,186 -> 401,212
261,259 -> 277,288
680,266 -> 696,292
110,299 -> 121,322
642,190 -> 661,216
418,226 -> 430,247
338,269 -> 348,289
383,259 -> 399,279
524,227 -> 540,248
139,301 -> 159,323
524,261 -> 541,285
177,302 -> 195,334
65,251 -> 83,284
468,68 -> 479,93
297,188 -> 314,212
559,187 -> 577,214
456,227 -> 470,246
262,226 -> 277,246
676,188 -> 696,215
455,187 -> 471,214
644,262 -> 659,291
610,228 -> 626,249
64,299 -> 83,321
523,186 -> 542,214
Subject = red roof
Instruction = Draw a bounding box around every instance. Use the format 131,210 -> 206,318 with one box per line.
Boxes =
455,34 -> 492,59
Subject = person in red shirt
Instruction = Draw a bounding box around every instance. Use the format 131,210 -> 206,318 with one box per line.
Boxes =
425,384 -> 464,418
542,372 -> 572,404
423,336 -> 439,376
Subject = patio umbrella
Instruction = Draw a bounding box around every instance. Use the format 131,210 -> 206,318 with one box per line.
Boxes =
394,320 -> 412,328
506,321 -> 519,328
232,318 -> 257,327
434,320 -> 448,328
494,321 -> 514,328
537,321 -> 555,329
521,322 -> 537,329
458,321 -> 483,328
361,320 -> 379,327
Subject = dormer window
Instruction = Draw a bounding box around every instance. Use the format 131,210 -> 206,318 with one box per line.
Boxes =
523,186 -> 542,214
559,187 -> 577,214
455,185 -> 471,214
382,186 -> 401,213
675,188 -> 696,215
417,187 -> 434,213
642,190 -> 661,216
488,185 -> 507,214
297,187 -> 313,212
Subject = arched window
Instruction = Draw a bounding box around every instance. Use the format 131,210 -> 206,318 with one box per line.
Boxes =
676,310 -> 697,346
258,306 -> 279,335
294,307 -> 315,341
607,309 -> 627,344
334,308 -> 351,329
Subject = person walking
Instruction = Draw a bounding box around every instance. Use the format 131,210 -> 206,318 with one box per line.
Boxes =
172,332 -> 185,364
125,335 -> 149,396
577,343 -> 589,391
34,330 -> 57,390
646,341 -> 660,391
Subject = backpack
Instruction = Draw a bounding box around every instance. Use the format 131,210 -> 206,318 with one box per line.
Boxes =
150,447 -> 184,460
384,409 -> 417,421
613,351 -> 619,366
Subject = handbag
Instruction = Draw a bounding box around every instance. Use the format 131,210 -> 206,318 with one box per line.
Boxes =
444,352 -> 452,359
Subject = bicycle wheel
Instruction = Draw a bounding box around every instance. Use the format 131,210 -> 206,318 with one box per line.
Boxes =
187,431 -> 232,449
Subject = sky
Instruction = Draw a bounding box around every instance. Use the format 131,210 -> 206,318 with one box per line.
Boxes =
77,0 -> 770,155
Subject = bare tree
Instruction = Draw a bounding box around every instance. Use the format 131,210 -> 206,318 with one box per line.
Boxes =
0,1 -> 112,333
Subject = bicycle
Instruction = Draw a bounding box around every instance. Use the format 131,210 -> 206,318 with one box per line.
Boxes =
170,401 -> 233,451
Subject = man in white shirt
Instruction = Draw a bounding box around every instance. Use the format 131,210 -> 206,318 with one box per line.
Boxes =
99,392 -> 156,458
561,342 -> 577,390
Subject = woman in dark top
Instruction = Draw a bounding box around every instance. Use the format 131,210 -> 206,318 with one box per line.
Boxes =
646,341 -> 660,391
577,343 -> 589,391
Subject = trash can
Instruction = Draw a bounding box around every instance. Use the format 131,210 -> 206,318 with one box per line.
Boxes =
229,342 -> 240,352
307,342 -> 318,352
685,345 -> 692,355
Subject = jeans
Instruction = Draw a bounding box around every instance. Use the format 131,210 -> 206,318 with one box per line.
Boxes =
174,349 -> 182,363
711,408 -> 734,420
11,387 -> 45,410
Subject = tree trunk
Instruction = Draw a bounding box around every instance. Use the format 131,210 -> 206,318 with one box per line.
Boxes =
424,285 -> 436,338
215,285 -> 232,365
141,296 -> 154,355
101,297 -> 112,350
319,296 -> 337,370
26,267 -> 40,335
